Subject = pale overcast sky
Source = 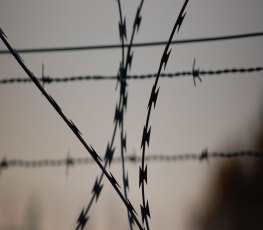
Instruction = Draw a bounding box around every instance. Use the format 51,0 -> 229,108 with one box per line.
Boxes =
0,0 -> 263,229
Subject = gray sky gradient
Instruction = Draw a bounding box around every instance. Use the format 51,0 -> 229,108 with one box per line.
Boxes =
0,0 -> 263,229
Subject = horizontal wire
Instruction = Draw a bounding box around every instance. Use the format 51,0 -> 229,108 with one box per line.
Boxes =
0,66 -> 262,85
1,150 -> 262,170
0,32 -> 262,55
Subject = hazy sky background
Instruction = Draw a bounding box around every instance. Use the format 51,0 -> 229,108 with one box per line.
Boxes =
0,0 -> 263,229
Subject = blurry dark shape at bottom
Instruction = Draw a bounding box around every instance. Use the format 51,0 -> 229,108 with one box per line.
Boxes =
195,159 -> 263,230
191,103 -> 263,230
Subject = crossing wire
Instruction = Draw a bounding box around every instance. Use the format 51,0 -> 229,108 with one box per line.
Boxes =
0,27 -> 144,230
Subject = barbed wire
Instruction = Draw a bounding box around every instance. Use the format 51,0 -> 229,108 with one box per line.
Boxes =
116,0 -> 133,227
0,66 -> 261,85
1,150 -> 262,172
1,6 -> 263,230
74,67 -> 119,229
138,1 -> 190,229
1,3 -> 263,230
116,0 -> 145,228
75,0 -> 145,228
0,27 -> 144,230
0,32 -> 262,55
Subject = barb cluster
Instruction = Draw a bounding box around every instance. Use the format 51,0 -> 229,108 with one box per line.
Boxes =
76,0 -> 145,229
116,1 -> 132,226
115,0 -> 145,228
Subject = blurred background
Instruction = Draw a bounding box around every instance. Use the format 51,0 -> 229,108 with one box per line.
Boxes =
0,0 -> 263,229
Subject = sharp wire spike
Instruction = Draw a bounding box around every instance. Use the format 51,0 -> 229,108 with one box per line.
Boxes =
66,151 -> 73,176
139,165 -> 147,188
104,143 -> 115,167
148,86 -> 159,109
76,208 -> 89,230
192,58 -> 202,86
176,12 -> 186,33
92,177 -> 104,202
134,7 -> 142,32
141,126 -> 151,148
161,48 -> 172,71
199,148 -> 209,163
141,201 -> 151,223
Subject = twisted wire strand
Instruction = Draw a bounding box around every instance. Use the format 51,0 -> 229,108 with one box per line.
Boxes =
1,150 -> 262,170
1,66 -> 262,85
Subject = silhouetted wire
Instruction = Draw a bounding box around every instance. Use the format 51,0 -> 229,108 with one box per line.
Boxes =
75,1 -> 144,229
116,0 -> 145,228
0,28 -> 144,230
138,1 -> 190,229
1,151 -> 262,171
75,73 -> 119,228
116,1 -> 134,228
0,66 -> 262,85
0,32 -> 263,54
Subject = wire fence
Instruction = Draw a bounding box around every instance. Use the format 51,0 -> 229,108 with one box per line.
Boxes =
1,1 -> 263,230
0,27 -> 144,230
0,32 -> 262,54
1,150 -> 262,172
0,66 -> 262,85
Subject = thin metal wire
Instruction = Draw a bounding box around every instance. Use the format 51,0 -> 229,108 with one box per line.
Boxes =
0,66 -> 262,85
1,150 -> 262,170
0,32 -> 262,54
139,1 -> 190,229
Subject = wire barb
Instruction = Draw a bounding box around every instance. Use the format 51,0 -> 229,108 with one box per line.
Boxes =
76,208 -> 89,230
192,58 -> 202,86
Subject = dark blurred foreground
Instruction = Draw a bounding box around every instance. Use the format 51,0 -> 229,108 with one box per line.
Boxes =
191,107 -> 263,230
